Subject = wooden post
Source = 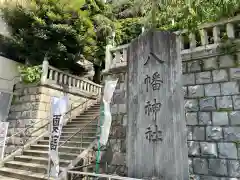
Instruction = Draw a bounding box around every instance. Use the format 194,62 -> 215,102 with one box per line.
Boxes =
41,58 -> 49,85
127,30 -> 188,179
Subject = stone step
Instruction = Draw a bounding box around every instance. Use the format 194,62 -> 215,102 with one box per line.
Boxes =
60,131 -> 96,137
0,175 -> 20,180
63,124 -> 98,128
30,145 -> 84,154
44,136 -> 96,142
69,118 -> 99,123
4,161 -> 49,174
14,155 -> 70,166
0,167 -> 51,180
66,121 -> 98,127
38,140 -> 91,148
62,127 -> 97,131
23,150 -> 78,160
74,115 -> 99,119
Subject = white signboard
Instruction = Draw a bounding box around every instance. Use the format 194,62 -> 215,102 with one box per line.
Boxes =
48,96 -> 68,178
0,122 -> 9,160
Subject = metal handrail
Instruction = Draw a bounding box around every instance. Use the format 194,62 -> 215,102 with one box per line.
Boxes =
59,114 -> 100,148
1,96 -> 99,157
67,171 -> 143,180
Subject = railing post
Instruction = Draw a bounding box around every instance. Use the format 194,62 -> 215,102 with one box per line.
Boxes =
213,26 -> 220,43
41,58 -> 49,85
189,32 -> 196,48
105,44 -> 113,71
227,23 -> 235,39
200,29 -> 208,46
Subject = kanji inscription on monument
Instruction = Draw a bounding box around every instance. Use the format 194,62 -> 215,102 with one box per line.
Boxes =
127,30 -> 188,179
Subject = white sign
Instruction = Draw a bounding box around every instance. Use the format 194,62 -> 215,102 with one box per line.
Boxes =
0,122 -> 9,160
49,96 -> 68,178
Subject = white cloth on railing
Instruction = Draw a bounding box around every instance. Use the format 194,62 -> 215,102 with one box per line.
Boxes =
99,79 -> 118,145
49,96 -> 68,178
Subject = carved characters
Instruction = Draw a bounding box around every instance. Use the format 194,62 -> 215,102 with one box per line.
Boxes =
144,72 -> 163,92
145,125 -> 163,142
145,99 -> 161,122
144,52 -> 165,66
143,52 -> 164,143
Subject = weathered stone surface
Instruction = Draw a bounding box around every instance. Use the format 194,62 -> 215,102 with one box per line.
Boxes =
206,126 -> 223,140
218,143 -> 238,159
186,113 -> 198,125
219,55 -> 235,68
199,112 -> 212,125
200,176 -> 219,180
188,141 -> 200,156
187,126 -> 193,140
182,62 -> 187,73
216,96 -> 233,110
229,111 -> 240,125
112,90 -> 126,105
185,99 -> 199,112
223,127 -> 240,141
183,74 -> 196,85
188,85 -> 204,97
204,84 -> 221,96
193,127 -> 205,140
230,68 -> 240,81
232,96 -> 240,110
183,87 -> 187,97
227,160 -> 240,177
221,82 -> 239,95
193,158 -> 208,174
199,97 -> 216,111
122,114 -> 127,126
209,159 -> 228,176
204,57 -> 218,70
118,104 -> 126,113
111,104 -> 118,114
238,145 -> 240,159
200,142 -> 217,157
196,72 -> 212,84
188,61 -> 201,72
189,159 -> 193,174
212,112 -> 229,125
212,70 -> 228,82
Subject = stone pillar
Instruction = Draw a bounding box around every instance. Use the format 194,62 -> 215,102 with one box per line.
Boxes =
105,44 -> 113,71
41,58 -> 49,85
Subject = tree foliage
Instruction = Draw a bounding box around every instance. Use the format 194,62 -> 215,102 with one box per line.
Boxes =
111,0 -> 240,45
1,0 -> 240,73
0,0 -> 114,71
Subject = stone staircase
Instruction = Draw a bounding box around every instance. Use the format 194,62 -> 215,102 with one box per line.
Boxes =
0,102 -> 100,180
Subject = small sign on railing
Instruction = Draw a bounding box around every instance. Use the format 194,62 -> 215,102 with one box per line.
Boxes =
0,122 -> 9,160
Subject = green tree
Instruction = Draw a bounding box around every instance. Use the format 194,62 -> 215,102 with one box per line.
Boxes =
110,0 -> 240,46
1,0 -> 114,74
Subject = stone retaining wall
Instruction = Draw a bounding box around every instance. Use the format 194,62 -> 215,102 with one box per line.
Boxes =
100,69 -> 127,176
5,83 -> 96,156
103,51 -> 240,179
184,52 -> 240,180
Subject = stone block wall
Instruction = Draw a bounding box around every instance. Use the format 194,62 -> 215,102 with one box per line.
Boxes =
100,70 -> 127,176
183,52 -> 240,180
5,83 -> 96,156
103,50 -> 240,179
